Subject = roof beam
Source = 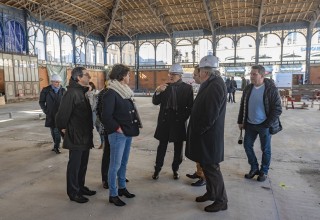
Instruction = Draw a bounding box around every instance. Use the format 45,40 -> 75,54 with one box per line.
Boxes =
203,0 -> 216,34
257,0 -> 265,32
105,0 -> 122,41
310,7 -> 320,28
145,0 -> 171,37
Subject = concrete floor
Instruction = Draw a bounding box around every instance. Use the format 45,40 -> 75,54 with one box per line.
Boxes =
0,93 -> 320,220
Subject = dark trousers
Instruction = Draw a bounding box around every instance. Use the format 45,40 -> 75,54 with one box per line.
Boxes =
228,92 -> 235,103
201,163 -> 228,204
155,140 -> 183,172
101,134 -> 110,183
50,127 -> 61,149
67,149 -> 90,198
232,91 -> 236,102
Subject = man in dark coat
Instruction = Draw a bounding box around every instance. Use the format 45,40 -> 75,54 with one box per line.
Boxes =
39,74 -> 65,154
186,55 -> 228,213
237,65 -> 282,182
55,67 -> 96,204
152,63 -> 193,180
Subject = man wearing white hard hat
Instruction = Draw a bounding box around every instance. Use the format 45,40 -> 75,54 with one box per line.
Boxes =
39,74 -> 66,154
152,63 -> 193,180
186,55 -> 228,212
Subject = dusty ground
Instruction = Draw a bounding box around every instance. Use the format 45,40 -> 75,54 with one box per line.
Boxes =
0,93 -> 320,220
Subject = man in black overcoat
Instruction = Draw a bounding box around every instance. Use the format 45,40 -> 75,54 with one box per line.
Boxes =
152,63 -> 193,180
186,55 -> 228,212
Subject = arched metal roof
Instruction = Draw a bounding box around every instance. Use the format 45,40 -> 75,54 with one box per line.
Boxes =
2,0 -> 320,39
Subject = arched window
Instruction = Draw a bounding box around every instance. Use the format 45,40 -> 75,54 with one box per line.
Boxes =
283,32 -> 306,61
75,38 -> 85,64
176,40 -> 192,63
139,42 -> 155,66
86,41 -> 95,65
311,31 -> 320,61
156,41 -> 172,65
5,20 -> 26,53
28,28 -> 45,60
46,31 -> 60,62
237,36 -> 255,63
197,39 -> 212,62
216,37 -> 234,63
259,34 -> 281,61
122,43 -> 135,66
96,43 -> 104,66
61,35 -> 72,63
107,44 -> 120,65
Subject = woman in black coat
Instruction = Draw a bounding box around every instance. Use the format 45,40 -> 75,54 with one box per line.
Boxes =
101,64 -> 141,207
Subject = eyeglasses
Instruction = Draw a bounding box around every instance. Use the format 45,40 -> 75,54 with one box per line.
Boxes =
168,73 -> 180,76
52,81 -> 61,83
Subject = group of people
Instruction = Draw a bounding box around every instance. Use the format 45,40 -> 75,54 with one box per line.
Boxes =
38,55 -> 282,213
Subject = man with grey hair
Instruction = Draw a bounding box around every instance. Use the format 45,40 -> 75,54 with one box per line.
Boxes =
238,65 -> 282,182
186,55 -> 228,212
39,74 -> 66,154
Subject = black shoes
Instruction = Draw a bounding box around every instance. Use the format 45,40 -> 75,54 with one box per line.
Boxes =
109,196 -> 126,206
257,172 -> 267,182
204,202 -> 228,212
173,171 -> 180,180
152,170 -> 160,180
102,181 -> 109,189
244,169 -> 260,179
53,148 -> 61,154
81,186 -> 96,196
118,188 -> 135,198
70,195 -> 89,203
186,172 -> 200,179
195,193 -> 214,202
191,178 -> 206,186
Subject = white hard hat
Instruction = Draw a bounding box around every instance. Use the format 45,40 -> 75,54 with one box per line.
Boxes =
169,63 -> 184,74
199,55 -> 219,68
50,74 -> 62,82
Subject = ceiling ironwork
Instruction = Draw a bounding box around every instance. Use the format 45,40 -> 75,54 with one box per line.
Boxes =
2,0 -> 320,39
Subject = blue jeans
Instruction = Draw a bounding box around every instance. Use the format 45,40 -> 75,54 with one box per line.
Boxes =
50,127 -> 61,149
243,123 -> 271,174
108,132 -> 132,197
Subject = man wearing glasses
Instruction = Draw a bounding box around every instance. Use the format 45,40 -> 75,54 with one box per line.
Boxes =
56,67 -> 96,203
39,74 -> 66,154
152,63 -> 193,180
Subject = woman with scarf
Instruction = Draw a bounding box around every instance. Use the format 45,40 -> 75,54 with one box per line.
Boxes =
101,64 -> 142,207
152,63 -> 194,180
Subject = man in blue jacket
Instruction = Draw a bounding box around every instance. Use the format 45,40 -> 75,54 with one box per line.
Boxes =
56,67 -> 96,203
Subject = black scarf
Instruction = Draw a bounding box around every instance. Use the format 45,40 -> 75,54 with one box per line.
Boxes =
166,79 -> 183,111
